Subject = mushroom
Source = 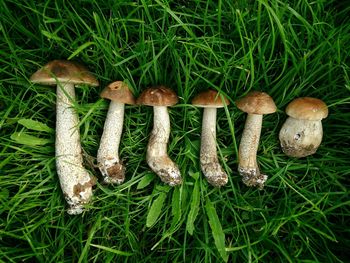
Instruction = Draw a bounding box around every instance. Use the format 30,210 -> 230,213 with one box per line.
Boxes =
192,90 -> 230,187
137,86 -> 182,186
30,60 -> 99,214
97,81 -> 135,184
279,97 -> 328,158
235,91 -> 276,189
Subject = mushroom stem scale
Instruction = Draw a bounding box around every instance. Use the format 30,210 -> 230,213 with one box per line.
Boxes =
56,83 -> 94,215
238,113 -> 267,189
200,108 -> 228,186
147,106 -> 182,186
97,101 -> 125,184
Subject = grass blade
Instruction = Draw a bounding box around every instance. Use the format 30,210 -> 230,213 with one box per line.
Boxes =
186,175 -> 200,235
90,244 -> 133,256
205,197 -> 228,262
146,192 -> 167,228
18,119 -> 53,133
11,132 -> 50,146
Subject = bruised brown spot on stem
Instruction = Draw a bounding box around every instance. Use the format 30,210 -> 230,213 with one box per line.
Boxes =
73,179 -> 95,197
106,163 -> 125,181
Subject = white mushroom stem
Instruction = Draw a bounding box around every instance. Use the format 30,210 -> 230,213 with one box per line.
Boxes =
146,106 -> 182,186
200,108 -> 228,187
97,102 -> 125,184
279,117 -> 323,158
238,113 -> 267,189
55,83 -> 94,215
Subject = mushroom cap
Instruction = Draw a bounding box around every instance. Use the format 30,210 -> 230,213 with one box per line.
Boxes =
192,89 -> 230,108
137,85 -> 178,106
30,60 -> 99,87
236,91 -> 276,114
100,81 -> 135,104
286,97 -> 328,120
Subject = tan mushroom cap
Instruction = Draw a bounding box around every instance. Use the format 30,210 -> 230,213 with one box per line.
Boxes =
236,91 -> 276,114
30,60 -> 99,87
192,89 -> 230,108
137,85 -> 178,106
286,97 -> 328,120
100,81 -> 135,105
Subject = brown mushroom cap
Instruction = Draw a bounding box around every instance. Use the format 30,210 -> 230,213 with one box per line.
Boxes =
30,60 -> 99,87
192,89 -> 230,108
236,91 -> 276,114
137,85 -> 178,106
100,81 -> 135,105
286,97 -> 328,120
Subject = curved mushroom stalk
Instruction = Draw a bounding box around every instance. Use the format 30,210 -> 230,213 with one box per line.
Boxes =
200,108 -> 228,187
56,83 -> 95,215
97,101 -> 125,184
146,106 -> 182,186
238,114 -> 267,189
279,117 -> 323,158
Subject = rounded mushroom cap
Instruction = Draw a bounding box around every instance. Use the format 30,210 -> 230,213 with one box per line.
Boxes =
236,91 -> 276,114
192,89 -> 230,108
30,60 -> 99,87
100,81 -> 135,105
286,97 -> 328,120
137,85 -> 178,106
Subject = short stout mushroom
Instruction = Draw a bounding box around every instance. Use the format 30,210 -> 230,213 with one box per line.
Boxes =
279,97 -> 328,157
97,81 -> 135,184
137,86 -> 182,186
30,60 -> 99,214
236,91 -> 276,189
192,90 -> 230,187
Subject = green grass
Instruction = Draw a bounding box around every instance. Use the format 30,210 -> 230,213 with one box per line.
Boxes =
1,0 -> 350,262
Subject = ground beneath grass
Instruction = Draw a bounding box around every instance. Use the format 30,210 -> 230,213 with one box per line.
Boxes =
1,1 -> 350,262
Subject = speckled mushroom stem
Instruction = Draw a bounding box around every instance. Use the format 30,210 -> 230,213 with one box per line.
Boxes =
238,113 -> 267,189
97,102 -> 125,184
200,108 -> 228,187
147,106 -> 182,186
279,117 -> 323,157
56,83 -> 94,215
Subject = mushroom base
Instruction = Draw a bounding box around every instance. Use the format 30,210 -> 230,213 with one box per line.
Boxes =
98,159 -> 126,184
64,175 -> 96,215
238,166 -> 267,190
147,156 -> 182,186
201,155 -> 228,187
279,117 -> 323,158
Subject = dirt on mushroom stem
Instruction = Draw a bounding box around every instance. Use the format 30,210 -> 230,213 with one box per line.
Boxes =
97,101 -> 126,184
238,113 -> 267,189
146,106 -> 182,186
55,83 -> 94,214
200,107 -> 228,187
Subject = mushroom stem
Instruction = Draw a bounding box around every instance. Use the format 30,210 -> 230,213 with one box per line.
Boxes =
97,101 -> 125,184
147,106 -> 182,186
279,117 -> 323,157
200,108 -> 228,186
55,83 -> 94,215
238,113 -> 267,189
